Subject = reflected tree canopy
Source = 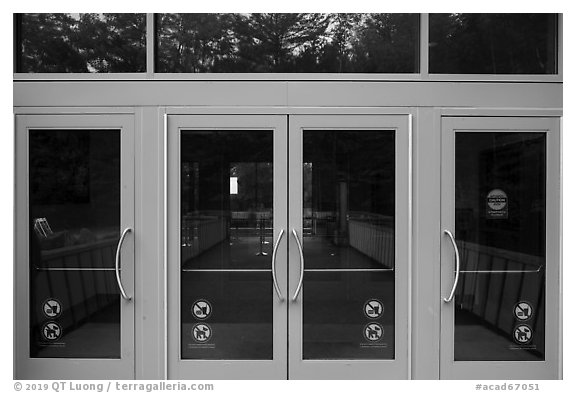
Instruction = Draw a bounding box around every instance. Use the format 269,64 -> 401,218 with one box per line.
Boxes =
155,13 -> 419,73
17,13 -> 146,73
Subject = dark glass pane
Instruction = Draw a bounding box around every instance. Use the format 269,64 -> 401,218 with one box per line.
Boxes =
16,13 -> 146,73
429,14 -> 558,74
303,271 -> 394,360
29,130 -> 121,358
181,271 -> 272,360
180,130 -> 273,360
302,130 -> 395,360
156,13 -> 419,73
454,132 -> 546,361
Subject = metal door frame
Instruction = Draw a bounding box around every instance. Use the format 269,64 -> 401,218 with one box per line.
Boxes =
439,116 -> 561,379
14,114 -> 136,379
166,114 -> 288,379
288,114 -> 412,379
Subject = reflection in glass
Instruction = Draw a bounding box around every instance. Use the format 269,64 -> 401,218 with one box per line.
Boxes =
302,130 -> 395,360
29,130 -> 121,358
429,14 -> 558,74
16,14 -> 146,73
454,132 -> 546,361
180,130 -> 273,360
156,13 -> 419,73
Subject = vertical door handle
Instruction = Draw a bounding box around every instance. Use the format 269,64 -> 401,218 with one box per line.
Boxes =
271,229 -> 285,301
115,227 -> 132,301
292,229 -> 304,301
443,229 -> 460,303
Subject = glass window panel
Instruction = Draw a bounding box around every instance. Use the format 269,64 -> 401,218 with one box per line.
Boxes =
16,13 -> 146,73
454,132 -> 546,361
180,130 -> 274,360
429,14 -> 558,74
181,271 -> 272,360
29,129 -> 121,358
302,130 -> 395,360
156,13 -> 419,73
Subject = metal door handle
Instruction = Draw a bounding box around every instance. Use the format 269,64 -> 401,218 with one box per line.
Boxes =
115,227 -> 132,301
271,229 -> 285,301
292,229 -> 304,301
443,229 -> 460,303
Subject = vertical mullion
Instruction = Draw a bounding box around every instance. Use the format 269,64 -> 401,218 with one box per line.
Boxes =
420,13 -> 429,79
557,13 -> 562,78
146,13 -> 155,78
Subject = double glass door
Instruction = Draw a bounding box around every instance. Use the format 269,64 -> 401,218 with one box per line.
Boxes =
167,114 -> 410,379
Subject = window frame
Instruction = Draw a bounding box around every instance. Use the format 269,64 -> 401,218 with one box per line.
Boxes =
12,13 -> 563,82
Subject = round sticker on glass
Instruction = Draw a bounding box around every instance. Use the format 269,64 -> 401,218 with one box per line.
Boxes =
364,323 -> 384,342
192,323 -> 212,343
513,324 -> 533,345
42,298 -> 62,318
42,322 -> 62,341
364,299 -> 384,319
514,301 -> 533,321
191,300 -> 212,320
487,189 -> 508,219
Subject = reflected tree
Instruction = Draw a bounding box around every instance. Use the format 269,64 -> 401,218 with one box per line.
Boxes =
155,13 -> 419,73
18,13 -> 146,73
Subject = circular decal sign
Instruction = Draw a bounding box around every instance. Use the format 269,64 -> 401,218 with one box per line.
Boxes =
191,299 -> 212,320
487,189 -> 508,211
42,298 -> 62,318
364,323 -> 384,342
513,324 -> 533,345
514,301 -> 533,321
42,322 -> 62,341
363,299 -> 384,319
192,323 -> 212,343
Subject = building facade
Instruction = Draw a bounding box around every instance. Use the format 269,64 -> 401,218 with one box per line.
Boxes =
13,13 -> 563,380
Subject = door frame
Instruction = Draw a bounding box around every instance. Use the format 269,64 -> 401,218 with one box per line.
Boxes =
166,114 -> 288,379
14,114 -> 136,380
439,116 -> 561,379
288,114 -> 412,379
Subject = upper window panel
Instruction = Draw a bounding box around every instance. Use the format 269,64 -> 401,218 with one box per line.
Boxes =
155,13 -> 420,73
15,13 -> 146,73
429,14 -> 558,74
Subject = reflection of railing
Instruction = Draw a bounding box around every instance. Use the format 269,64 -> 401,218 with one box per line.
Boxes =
348,219 -> 394,268
456,241 -> 545,348
32,238 -> 119,334
182,216 -> 227,261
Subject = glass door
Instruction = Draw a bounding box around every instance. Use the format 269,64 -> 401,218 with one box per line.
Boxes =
167,115 -> 288,379
440,117 -> 561,379
14,114 -> 135,379
288,115 -> 411,379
